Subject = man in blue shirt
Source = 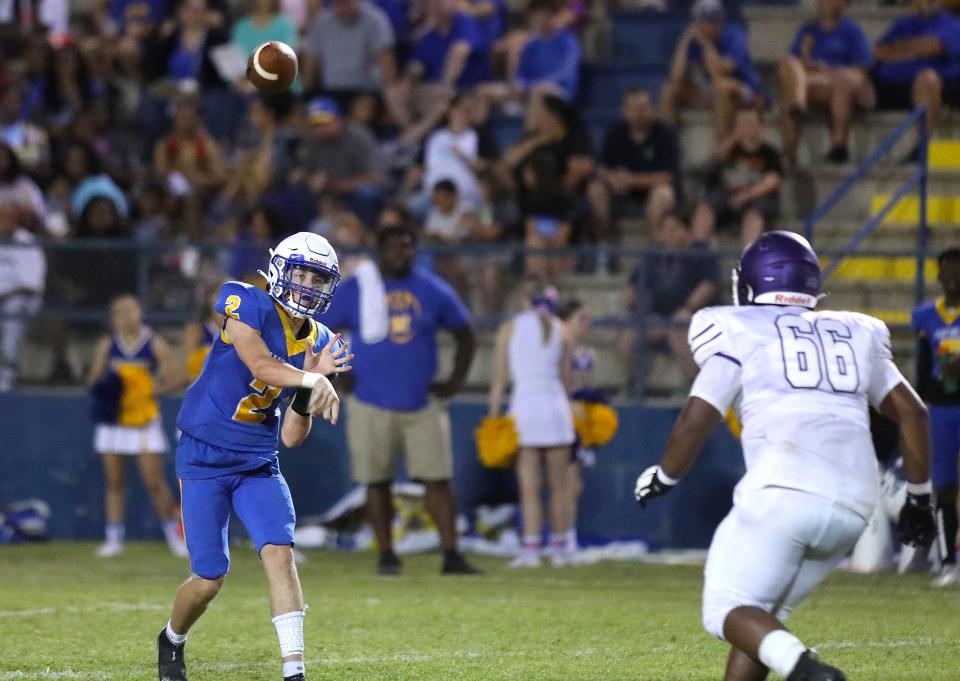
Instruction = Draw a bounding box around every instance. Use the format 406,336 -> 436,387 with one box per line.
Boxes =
873,0 -> 960,160
322,225 -> 480,575
912,247 -> 960,587
778,0 -> 874,165
408,0 -> 490,89
515,0 -> 581,101
661,0 -> 764,145
157,233 -> 350,681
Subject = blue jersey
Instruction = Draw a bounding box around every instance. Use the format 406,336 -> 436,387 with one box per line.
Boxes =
790,16 -> 872,69
177,282 -> 335,478
912,297 -> 960,404
875,10 -> 960,84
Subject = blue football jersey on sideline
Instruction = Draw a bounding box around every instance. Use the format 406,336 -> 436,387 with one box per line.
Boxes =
177,282 -> 335,479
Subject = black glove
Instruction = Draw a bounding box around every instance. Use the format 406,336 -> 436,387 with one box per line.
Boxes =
898,493 -> 937,549
634,465 -> 677,507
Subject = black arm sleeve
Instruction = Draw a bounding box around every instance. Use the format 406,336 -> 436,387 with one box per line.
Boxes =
289,388 -> 312,417
916,338 -> 936,403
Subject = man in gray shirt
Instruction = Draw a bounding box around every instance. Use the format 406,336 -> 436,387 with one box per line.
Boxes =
301,0 -> 397,95
292,98 -> 386,227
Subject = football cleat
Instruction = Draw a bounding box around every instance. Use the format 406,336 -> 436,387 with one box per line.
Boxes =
157,629 -> 188,681
508,551 -> 541,569
442,550 -> 482,575
377,551 -> 402,576
96,542 -> 123,558
283,675 -> 305,681
787,651 -> 846,681
932,565 -> 960,588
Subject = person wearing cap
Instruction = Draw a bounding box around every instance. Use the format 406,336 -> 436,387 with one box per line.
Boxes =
661,0 -> 764,144
292,97 -> 386,229
488,280 -> 577,568
321,224 -> 481,576
778,0 -> 874,166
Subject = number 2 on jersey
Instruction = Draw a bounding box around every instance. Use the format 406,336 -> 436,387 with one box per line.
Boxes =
776,315 -> 859,393
233,378 -> 284,423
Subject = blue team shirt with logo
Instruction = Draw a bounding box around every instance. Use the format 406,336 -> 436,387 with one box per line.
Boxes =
913,297 -> 960,383
687,24 -> 763,95
790,16 -> 872,68
322,268 -> 470,412
177,282 -> 335,478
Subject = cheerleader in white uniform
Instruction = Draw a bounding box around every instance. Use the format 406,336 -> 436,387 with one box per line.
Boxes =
489,285 -> 576,568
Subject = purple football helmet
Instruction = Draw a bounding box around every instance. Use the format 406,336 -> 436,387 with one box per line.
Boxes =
733,231 -> 821,309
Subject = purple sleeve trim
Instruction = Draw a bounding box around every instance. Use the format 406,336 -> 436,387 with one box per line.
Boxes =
691,331 -> 722,355
690,323 -> 716,342
714,352 -> 741,367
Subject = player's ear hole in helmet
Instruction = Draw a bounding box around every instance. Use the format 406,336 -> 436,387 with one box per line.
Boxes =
259,232 -> 341,319
732,230 -> 822,309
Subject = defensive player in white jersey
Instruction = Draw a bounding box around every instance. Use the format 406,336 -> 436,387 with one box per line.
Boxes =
634,231 -> 937,681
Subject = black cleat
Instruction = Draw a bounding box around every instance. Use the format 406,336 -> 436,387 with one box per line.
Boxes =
787,651 -> 846,681
284,675 -> 305,681
377,550 -> 402,576
824,145 -> 850,165
157,629 -> 187,681
442,550 -> 482,575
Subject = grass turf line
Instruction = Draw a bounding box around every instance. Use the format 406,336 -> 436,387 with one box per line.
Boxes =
0,544 -> 958,680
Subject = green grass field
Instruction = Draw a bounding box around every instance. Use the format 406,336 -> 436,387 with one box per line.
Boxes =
1,544 -> 958,680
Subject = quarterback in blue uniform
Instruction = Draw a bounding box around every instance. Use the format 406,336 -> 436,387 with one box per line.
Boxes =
157,233 -> 352,681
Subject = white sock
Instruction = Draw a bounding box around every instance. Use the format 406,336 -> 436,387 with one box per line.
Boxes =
273,610 -> 305,659
165,620 -> 187,645
105,523 -> 124,545
758,630 -> 806,678
163,519 -> 182,544
567,528 -> 578,551
282,660 -> 305,678
549,533 -> 567,551
522,535 -> 541,552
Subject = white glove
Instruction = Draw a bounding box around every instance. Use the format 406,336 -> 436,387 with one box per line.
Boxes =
634,465 -> 678,507
307,374 -> 340,425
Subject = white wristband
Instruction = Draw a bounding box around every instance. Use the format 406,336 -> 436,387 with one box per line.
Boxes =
906,480 -> 933,496
656,466 -> 680,487
299,372 -> 322,390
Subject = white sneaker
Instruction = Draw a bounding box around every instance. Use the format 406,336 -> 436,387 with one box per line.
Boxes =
550,549 -> 573,568
167,538 -> 189,558
932,565 -> 960,588
508,552 -> 541,569
96,542 -> 124,557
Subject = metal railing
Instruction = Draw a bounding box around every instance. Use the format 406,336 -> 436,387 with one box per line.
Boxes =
803,106 -> 929,306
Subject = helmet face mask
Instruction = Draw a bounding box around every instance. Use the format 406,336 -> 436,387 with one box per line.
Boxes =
732,231 -> 822,309
261,233 -> 341,319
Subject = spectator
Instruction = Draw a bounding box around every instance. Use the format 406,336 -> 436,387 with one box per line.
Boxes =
322,225 -> 480,576
0,202 -> 46,392
460,0 -> 508,50
618,211 -> 719,390
0,141 -> 46,233
873,0 -> 960,161
142,0 -> 237,142
152,96 -> 226,238
660,0 -> 764,144
133,181 -> 174,242
292,97 -> 386,228
425,179 -> 472,243
691,107 -> 781,247
329,210 -> 370,278
111,0 -> 171,42
587,88 -> 680,241
0,81 -> 51,178
231,0 -> 298,66
514,0 -> 581,101
403,93 -> 483,217
488,283 -> 576,568
464,167 -> 520,312
911,247 -> 960,587
182,286 -> 224,382
408,0 -> 490,91
779,0 -> 875,165
503,94 -> 592,278
301,0 -> 396,100
38,42 -> 94,132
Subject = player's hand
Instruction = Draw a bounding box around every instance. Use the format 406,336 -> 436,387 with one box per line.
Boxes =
307,334 -> 354,377
634,465 -> 677,507
307,374 -> 341,425
898,492 -> 937,548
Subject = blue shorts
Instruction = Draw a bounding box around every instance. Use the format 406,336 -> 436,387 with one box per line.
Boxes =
929,405 -> 960,489
178,440 -> 296,580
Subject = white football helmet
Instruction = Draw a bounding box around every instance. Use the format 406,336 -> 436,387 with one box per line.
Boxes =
259,232 -> 340,319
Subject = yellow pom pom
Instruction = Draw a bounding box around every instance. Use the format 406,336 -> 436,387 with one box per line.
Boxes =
475,416 -> 520,468
187,347 -> 210,380
573,401 -> 619,447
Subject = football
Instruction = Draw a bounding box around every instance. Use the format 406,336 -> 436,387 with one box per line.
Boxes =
246,40 -> 298,93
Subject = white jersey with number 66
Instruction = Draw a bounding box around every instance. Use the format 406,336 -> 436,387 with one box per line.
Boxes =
687,304 -> 907,520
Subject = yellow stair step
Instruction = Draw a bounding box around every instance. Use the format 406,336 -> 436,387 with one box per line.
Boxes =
825,256 -> 937,282
930,141 -> 960,170
869,195 -> 960,226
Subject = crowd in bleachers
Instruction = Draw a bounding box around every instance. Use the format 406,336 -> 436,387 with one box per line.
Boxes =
0,0 -> 959,392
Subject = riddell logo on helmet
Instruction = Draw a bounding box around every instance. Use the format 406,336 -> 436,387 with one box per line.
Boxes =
754,291 -> 817,308
774,294 -> 808,304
